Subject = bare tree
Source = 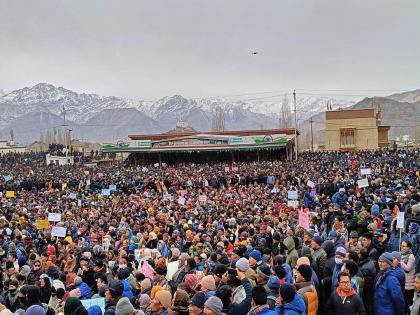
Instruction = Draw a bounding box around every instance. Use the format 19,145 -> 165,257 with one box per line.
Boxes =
279,94 -> 292,128
212,106 -> 225,132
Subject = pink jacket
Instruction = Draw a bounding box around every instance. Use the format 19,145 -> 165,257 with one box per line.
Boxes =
400,252 -> 416,290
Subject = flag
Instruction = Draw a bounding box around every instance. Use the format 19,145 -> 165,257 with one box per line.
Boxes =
28,168 -> 35,176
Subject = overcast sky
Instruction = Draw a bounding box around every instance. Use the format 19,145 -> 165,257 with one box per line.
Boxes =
0,0 -> 419,100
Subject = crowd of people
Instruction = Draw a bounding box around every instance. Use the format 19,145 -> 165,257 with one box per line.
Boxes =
0,148 -> 418,315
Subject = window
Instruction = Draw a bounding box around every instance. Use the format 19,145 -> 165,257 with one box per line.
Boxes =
340,129 -> 355,148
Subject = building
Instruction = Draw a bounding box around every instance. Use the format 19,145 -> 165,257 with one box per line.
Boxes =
46,154 -> 74,166
0,140 -> 26,155
101,128 -> 299,164
325,108 -> 390,151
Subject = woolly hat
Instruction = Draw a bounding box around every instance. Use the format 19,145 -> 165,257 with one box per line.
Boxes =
116,297 -> 134,315
108,280 -> 124,297
279,283 -> 296,304
391,251 -> 401,262
200,275 -> 216,291
184,274 -> 199,291
140,278 -> 152,291
335,247 -> 347,257
74,276 -> 83,286
311,236 -> 323,246
371,204 -> 380,217
249,250 -> 262,262
327,231 -> 337,240
64,297 -> 85,315
191,292 -> 206,309
155,290 -> 172,310
213,264 -> 228,278
235,257 -> 250,272
297,264 -> 312,282
379,252 -> 394,266
256,265 -> 271,279
25,305 -> 46,315
172,289 -> 190,309
204,296 -> 223,315
138,294 -> 151,311
267,275 -> 281,290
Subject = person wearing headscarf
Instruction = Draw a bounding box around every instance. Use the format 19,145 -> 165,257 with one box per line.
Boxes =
64,297 -> 87,315
39,275 -> 52,305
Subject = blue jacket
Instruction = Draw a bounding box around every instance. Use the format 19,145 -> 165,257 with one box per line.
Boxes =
389,267 -> 405,295
122,279 -> 133,298
78,282 -> 93,299
256,308 -> 277,315
276,294 -> 306,315
332,192 -> 347,209
388,232 -> 409,252
374,268 -> 404,315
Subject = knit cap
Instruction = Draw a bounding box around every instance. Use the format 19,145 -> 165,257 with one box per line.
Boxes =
235,257 -> 250,272
267,275 -> 281,290
155,290 -> 172,310
200,275 -> 216,291
191,292 -> 206,309
379,252 -> 394,266
204,296 -> 223,315
249,250 -> 262,262
116,297 -> 134,315
25,305 -> 45,315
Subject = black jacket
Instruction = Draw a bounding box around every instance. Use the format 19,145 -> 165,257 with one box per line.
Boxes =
326,290 -> 366,315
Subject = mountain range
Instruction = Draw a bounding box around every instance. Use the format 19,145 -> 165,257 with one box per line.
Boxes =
0,83 -> 418,144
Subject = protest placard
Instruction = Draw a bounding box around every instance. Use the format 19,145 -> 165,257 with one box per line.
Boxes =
109,184 -> 117,192
48,213 -> 61,222
298,211 -> 310,230
287,200 -> 299,208
51,226 -> 67,237
36,220 -> 49,229
69,193 -> 77,200
163,194 -> 173,201
81,298 -> 105,314
178,196 -> 186,205
179,190 -> 187,196
307,180 -> 315,188
224,166 -> 230,172
199,195 -> 207,202
396,212 -> 405,229
360,168 -> 371,175
5,191 -> 15,198
357,178 -> 369,188
101,189 -> 110,196
288,190 -> 298,200
77,199 -> 82,207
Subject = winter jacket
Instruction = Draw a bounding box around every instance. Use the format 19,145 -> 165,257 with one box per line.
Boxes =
77,282 -> 93,299
411,290 -> 420,315
283,237 -> 298,269
296,281 -> 318,315
389,267 -> 405,295
121,279 -> 133,298
326,289 -> 366,315
400,252 -> 416,290
276,294 -> 306,315
332,192 -> 348,209
253,308 -> 277,315
226,279 -> 252,315
374,268 -> 405,315
388,232 -> 410,252
312,247 -> 327,279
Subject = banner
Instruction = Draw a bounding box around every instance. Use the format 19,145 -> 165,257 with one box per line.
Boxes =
36,220 -> 49,230
298,211 -> 310,230
109,184 -> 117,192
307,180 -> 315,188
48,213 -> 62,222
287,200 -> 299,208
3,175 -> 12,182
360,168 -> 371,175
51,226 -> 67,237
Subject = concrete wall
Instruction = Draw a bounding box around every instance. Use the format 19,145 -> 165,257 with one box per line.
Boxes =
325,117 -> 378,150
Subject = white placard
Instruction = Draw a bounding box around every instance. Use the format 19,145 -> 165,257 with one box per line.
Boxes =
178,196 -> 186,205
77,199 -> 82,207
288,190 -> 298,200
307,180 -> 315,188
48,213 -> 61,222
360,168 -> 371,175
51,226 -> 67,237
199,195 -> 207,202
287,200 -> 299,207
154,163 -> 159,167
396,212 -> 405,229
357,178 -> 369,188
163,194 -> 173,201
69,193 -> 77,200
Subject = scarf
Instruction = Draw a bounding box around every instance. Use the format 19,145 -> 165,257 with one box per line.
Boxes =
336,286 -> 356,304
248,304 -> 269,315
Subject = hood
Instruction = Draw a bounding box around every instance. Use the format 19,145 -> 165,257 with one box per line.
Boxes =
283,237 -> 295,251
284,294 -> 306,313
322,240 -> 336,257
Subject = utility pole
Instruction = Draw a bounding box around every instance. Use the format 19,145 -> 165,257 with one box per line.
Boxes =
293,89 -> 297,160
310,117 -> 314,152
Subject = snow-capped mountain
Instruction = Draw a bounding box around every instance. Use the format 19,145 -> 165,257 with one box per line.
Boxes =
0,83 -> 355,143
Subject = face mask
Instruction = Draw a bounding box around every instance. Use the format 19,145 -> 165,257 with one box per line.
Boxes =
119,264 -> 126,269
335,258 -> 343,265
